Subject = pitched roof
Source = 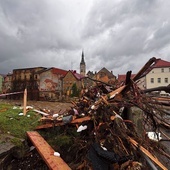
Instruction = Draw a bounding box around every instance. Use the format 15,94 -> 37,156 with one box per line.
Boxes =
62,70 -> 84,80
152,59 -> 170,68
37,67 -> 67,76
140,58 -> 170,78
97,67 -> 116,78
87,71 -> 95,78
51,68 -> 67,76
71,70 -> 84,80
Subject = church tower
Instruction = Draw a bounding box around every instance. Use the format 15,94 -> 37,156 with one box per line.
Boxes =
80,51 -> 86,76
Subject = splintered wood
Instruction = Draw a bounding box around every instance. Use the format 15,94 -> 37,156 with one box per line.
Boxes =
30,57 -> 170,169
27,131 -> 71,170
129,137 -> 168,170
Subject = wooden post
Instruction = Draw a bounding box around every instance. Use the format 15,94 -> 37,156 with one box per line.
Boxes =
23,88 -> 27,116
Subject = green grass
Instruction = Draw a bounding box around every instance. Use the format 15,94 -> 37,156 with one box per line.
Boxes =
0,103 -> 42,138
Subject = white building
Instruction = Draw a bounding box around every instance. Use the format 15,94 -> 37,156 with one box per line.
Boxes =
137,58 -> 170,94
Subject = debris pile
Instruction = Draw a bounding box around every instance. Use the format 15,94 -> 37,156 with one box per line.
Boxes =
34,58 -> 170,169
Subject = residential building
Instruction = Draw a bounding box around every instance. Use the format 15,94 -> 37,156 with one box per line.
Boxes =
137,59 -> 170,92
84,68 -> 116,88
12,67 -> 46,100
62,70 -> 84,96
38,67 -> 67,100
94,67 -> 116,84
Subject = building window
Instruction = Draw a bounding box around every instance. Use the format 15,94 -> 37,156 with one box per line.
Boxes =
158,78 -> 161,83
165,78 -> 168,83
151,78 -> 154,83
161,68 -> 164,72
152,71 -> 154,73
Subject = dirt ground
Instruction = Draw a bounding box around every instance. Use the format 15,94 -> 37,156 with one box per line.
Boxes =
1,99 -> 170,169
0,99 -> 73,113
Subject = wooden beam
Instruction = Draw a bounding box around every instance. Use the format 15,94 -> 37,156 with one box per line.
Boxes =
129,137 -> 168,170
33,109 -> 49,116
23,88 -> 27,116
36,116 -> 91,130
27,131 -> 71,170
133,57 -> 156,81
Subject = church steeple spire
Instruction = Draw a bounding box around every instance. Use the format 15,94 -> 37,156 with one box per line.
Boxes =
80,51 -> 86,76
81,51 -> 85,64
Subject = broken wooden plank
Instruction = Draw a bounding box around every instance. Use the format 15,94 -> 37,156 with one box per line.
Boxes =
36,116 -> 91,130
27,131 -> 71,170
36,123 -> 63,129
129,137 -> 168,170
133,57 -> 156,81
33,109 -> 49,116
71,116 -> 91,123
93,85 -> 125,106
152,96 -> 170,103
108,85 -> 125,99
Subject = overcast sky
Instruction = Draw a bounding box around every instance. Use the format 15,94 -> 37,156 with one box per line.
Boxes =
0,0 -> 170,76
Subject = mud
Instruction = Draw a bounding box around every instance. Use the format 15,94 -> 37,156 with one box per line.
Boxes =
0,99 -> 73,112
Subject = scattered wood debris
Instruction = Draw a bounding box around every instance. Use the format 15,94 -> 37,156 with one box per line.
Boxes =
28,57 -> 170,169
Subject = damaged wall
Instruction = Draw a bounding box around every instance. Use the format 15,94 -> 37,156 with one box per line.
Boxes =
39,68 -> 63,100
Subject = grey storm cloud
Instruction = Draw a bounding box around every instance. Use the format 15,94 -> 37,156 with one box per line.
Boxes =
0,0 -> 170,76
82,0 -> 170,74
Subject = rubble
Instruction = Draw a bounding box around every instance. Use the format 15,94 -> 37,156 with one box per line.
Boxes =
24,57 -> 168,169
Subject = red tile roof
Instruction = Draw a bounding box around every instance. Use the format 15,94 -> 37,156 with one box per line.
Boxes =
62,70 -> 84,80
140,58 -> 170,78
36,67 -> 67,75
152,59 -> 170,68
52,68 -> 67,76
71,70 -> 84,80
